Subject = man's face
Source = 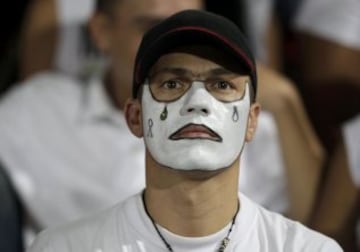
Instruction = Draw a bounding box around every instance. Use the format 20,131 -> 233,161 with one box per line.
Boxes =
140,47 -> 256,171
101,0 -> 203,104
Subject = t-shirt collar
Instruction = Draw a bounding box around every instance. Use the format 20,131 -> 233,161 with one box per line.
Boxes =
129,192 -> 258,250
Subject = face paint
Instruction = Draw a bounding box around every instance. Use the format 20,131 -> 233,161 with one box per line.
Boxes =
160,106 -> 168,121
232,106 -> 239,122
147,119 -> 154,138
141,81 -> 251,171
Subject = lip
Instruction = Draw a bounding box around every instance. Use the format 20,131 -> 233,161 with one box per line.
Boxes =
169,123 -> 222,142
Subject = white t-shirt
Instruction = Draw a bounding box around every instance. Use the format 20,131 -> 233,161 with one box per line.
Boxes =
56,0 -> 94,26
294,0 -> 360,50
343,115 -> 360,187
343,115 -> 360,248
28,193 -> 342,252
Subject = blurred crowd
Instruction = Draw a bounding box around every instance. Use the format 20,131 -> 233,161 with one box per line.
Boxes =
0,0 -> 359,251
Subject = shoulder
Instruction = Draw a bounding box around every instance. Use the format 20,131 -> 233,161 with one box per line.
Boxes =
28,204 -> 121,252
0,72 -> 83,130
282,219 -> 343,251
0,72 -> 82,111
7,71 -> 81,98
242,195 -> 343,251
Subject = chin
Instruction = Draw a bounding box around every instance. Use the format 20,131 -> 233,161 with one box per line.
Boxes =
171,155 -> 231,172
174,167 -> 226,181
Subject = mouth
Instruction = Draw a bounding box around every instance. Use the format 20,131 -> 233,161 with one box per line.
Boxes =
169,123 -> 222,142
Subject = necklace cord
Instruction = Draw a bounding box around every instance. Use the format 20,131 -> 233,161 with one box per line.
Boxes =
141,191 -> 239,252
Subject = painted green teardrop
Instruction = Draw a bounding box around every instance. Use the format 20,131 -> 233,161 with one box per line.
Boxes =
160,106 -> 168,121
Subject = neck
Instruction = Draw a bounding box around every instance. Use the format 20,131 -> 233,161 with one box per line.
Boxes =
144,153 -> 240,237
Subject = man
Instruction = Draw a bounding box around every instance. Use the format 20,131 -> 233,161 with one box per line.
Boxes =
29,10 -> 342,252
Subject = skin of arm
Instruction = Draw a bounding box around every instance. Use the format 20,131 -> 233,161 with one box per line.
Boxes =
298,33 -> 360,85
19,0 -> 58,79
310,138 -> 360,251
298,33 -> 360,153
257,63 -> 325,224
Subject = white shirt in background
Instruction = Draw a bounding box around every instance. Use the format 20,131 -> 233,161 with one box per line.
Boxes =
56,0 -> 94,26
343,115 -> 360,186
343,114 -> 360,248
294,0 -> 360,50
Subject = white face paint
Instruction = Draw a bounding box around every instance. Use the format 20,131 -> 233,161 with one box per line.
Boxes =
141,81 -> 251,171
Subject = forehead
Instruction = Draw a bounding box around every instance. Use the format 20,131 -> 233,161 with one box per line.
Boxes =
150,46 -> 248,78
115,0 -> 204,17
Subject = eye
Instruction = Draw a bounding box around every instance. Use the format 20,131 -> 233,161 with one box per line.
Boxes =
214,80 -> 233,90
162,80 -> 182,89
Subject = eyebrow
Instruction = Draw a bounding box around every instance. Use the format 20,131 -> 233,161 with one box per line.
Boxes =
149,67 -> 237,79
208,68 -> 237,76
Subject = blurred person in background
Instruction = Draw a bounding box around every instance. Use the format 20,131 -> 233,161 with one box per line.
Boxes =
309,115 -> 360,252
291,0 -> 360,250
293,0 -> 360,153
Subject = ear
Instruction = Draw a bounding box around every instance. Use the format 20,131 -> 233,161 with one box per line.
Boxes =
124,98 -> 143,138
245,102 -> 261,142
88,12 -> 112,53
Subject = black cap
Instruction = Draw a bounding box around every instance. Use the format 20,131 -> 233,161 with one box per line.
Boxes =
132,10 -> 257,99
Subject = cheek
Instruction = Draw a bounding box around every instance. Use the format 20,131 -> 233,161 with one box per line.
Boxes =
111,36 -> 140,80
112,39 -> 136,64
110,26 -> 142,62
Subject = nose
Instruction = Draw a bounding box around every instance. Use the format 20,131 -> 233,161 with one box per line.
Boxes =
180,82 -> 211,116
